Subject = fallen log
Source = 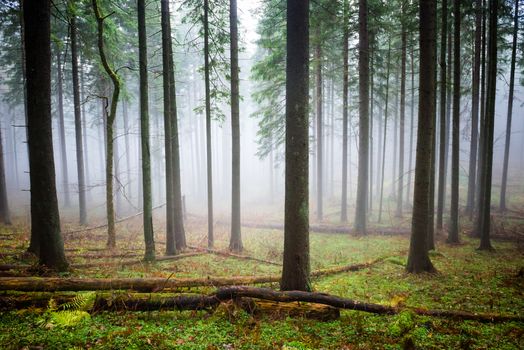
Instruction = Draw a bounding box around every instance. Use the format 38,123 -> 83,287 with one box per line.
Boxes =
0,258 -> 383,291
187,245 -> 282,266
0,286 -> 520,323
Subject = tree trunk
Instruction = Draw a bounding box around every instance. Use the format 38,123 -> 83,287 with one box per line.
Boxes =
0,125 -> 11,225
466,0 -> 482,216
92,0 -> 121,249
281,0 -> 310,292
70,15 -> 87,226
229,0 -> 242,252
160,0 -> 175,255
448,0 -> 460,244
341,0 -> 349,223
138,0 -> 155,262
369,37 -> 374,213
478,0 -> 498,251
354,0 -> 369,235
499,0 -> 518,212
122,100 -> 132,202
378,41 -> 391,224
315,26 -> 323,222
80,58 -> 91,201
56,49 -> 70,207
167,8 -> 186,251
406,41 -> 415,204
24,0 -> 68,271
396,13 -> 407,218
436,0 -> 448,231
204,0 -> 214,249
406,0 -> 436,273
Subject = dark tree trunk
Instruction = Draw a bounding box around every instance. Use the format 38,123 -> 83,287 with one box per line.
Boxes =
406,41 -> 415,204
315,26 -> 323,222
167,9 -> 186,251
378,41 -> 391,224
160,0 -> 175,255
0,125 -> 11,225
80,59 -> 90,201
341,0 -> 349,223
478,0 -> 498,251
466,0 -> 482,216
138,0 -> 155,262
281,0 -> 310,292
204,0 -> 214,249
499,0 -> 518,212
92,0 -> 121,249
56,49 -> 70,207
448,0 -> 460,244
406,0 -> 436,273
24,0 -> 68,271
70,15 -> 87,226
229,0 -> 242,252
436,0 -> 448,231
354,0 -> 369,235
396,12 -> 407,218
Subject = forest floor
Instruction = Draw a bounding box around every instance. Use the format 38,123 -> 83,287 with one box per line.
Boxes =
0,215 -> 523,349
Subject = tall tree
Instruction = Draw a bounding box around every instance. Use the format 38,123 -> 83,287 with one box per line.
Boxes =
229,0 -> 242,252
465,0 -> 482,216
436,0 -> 448,231
204,0 -> 214,248
160,0 -> 175,255
0,124 -> 11,225
92,0 -> 122,249
477,0 -> 498,250
499,0 -> 519,211
406,0 -> 436,273
448,0 -> 460,244
55,48 -> 70,207
281,0 -> 310,292
378,40 -> 391,224
396,0 -> 407,217
24,0 -> 68,270
138,0 -> 155,261
354,0 -> 369,235
70,10 -> 87,226
315,25 -> 323,222
340,0 -> 349,223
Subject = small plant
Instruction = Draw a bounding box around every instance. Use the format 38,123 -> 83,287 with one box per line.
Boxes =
37,292 -> 96,328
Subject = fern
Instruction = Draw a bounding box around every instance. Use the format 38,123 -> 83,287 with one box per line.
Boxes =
38,292 -> 95,328
59,292 -> 96,311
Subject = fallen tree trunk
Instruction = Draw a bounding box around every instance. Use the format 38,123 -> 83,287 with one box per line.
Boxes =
187,245 -> 281,266
0,258 -> 383,291
0,286 -> 520,323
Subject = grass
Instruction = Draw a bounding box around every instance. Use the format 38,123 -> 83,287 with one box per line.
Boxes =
0,217 -> 523,349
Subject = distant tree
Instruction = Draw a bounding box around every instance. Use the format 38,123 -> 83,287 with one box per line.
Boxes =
69,6 -> 87,226
229,0 -> 243,252
24,0 -> 68,271
448,0 -> 461,244
138,0 -> 155,262
406,0 -> 436,273
92,0 -> 122,249
378,40 -> 391,224
354,0 -> 369,235
340,0 -> 349,223
55,44 -> 70,208
281,0 -> 310,292
477,0 -> 498,251
0,124 -> 11,225
499,0 -> 519,212
396,0 -> 407,218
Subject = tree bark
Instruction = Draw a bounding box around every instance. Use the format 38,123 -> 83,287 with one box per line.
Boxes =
229,0 -> 242,252
70,14 -> 87,226
436,0 -> 448,231
315,25 -> 323,222
499,0 -> 518,212
378,41 -> 391,224
465,0 -> 482,217
406,41 -> 415,204
80,58 -> 90,201
138,0 -> 155,262
354,0 -> 369,235
204,0 -> 214,249
478,0 -> 498,251
448,0 -> 460,244
281,0 -> 310,292
396,10 -> 407,218
24,0 -> 68,271
0,124 -> 11,225
341,0 -> 349,223
92,0 -> 121,249
56,49 -> 70,208
406,0 -> 436,273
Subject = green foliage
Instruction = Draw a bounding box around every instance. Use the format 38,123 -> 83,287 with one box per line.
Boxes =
36,292 -> 96,329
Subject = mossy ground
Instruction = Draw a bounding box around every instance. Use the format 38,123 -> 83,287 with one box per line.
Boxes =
0,215 -> 522,349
